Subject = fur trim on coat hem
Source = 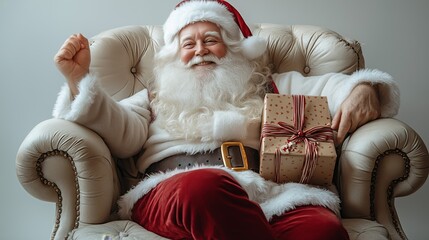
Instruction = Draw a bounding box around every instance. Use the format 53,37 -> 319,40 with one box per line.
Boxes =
117,165 -> 341,221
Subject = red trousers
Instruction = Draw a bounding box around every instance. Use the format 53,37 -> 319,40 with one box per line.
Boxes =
132,169 -> 349,240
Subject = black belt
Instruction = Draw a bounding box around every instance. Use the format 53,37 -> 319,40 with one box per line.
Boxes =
146,142 -> 259,174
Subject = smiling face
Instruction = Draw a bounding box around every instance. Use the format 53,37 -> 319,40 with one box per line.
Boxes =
152,21 -> 268,141
178,21 -> 227,68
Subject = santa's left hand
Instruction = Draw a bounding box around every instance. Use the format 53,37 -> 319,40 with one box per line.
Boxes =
331,83 -> 381,145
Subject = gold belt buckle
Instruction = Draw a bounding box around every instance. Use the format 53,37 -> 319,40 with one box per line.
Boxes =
221,142 -> 249,171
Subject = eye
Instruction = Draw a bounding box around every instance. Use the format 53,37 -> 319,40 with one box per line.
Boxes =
182,41 -> 195,49
205,37 -> 219,45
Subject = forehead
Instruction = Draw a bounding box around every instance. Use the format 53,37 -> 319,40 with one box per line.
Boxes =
179,21 -> 222,39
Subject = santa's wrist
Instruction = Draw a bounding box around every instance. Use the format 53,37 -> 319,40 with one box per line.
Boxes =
355,81 -> 378,90
353,82 -> 380,99
212,111 -> 248,141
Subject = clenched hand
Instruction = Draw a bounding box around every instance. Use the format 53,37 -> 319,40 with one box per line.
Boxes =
54,33 -> 90,97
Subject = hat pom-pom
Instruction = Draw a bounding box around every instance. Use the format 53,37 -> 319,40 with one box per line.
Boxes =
241,36 -> 267,60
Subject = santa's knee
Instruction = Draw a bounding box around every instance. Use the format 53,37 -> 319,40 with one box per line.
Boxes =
311,212 -> 348,240
272,206 -> 349,240
175,168 -> 248,209
296,206 -> 349,240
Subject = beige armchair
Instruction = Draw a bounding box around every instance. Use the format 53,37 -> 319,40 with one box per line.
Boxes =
16,24 -> 429,240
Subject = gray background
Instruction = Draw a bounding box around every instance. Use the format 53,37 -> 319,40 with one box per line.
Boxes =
1,0 -> 428,239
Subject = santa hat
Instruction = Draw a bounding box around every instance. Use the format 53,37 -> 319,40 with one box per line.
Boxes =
163,0 -> 266,60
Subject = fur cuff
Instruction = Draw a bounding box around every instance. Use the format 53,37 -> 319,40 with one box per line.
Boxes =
52,84 -> 73,118
331,69 -> 400,117
212,111 -> 247,141
52,74 -> 98,120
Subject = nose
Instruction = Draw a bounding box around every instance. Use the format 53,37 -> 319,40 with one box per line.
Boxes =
195,42 -> 209,56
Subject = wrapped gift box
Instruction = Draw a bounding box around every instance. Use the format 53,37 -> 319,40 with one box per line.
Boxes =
259,94 -> 337,186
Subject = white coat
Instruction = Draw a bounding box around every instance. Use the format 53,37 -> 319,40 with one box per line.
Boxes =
53,69 -> 399,221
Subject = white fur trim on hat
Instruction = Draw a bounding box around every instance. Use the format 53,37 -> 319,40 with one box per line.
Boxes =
163,0 -> 267,60
164,1 -> 241,45
241,35 -> 267,60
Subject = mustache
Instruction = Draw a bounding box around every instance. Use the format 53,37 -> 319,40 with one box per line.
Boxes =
185,55 -> 221,68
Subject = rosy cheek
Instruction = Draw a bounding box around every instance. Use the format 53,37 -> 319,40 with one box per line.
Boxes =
180,52 -> 191,64
216,45 -> 227,58
220,49 -> 227,58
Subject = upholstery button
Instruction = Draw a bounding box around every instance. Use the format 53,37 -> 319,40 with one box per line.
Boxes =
119,232 -> 129,237
303,66 -> 310,74
130,67 -> 137,74
102,235 -> 113,240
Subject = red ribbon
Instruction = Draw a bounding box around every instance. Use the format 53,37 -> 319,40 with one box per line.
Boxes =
261,95 -> 334,183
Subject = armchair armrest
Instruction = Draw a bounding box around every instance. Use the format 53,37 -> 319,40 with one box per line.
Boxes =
16,118 -> 121,240
337,118 -> 429,240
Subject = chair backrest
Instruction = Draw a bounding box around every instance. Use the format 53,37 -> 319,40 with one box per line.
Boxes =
89,24 -> 364,101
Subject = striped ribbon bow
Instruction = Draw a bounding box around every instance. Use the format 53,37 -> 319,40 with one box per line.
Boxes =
261,95 -> 334,183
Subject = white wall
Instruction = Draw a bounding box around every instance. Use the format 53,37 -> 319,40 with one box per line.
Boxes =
1,0 -> 428,239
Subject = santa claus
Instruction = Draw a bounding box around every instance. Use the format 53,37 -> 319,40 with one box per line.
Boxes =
53,0 -> 399,239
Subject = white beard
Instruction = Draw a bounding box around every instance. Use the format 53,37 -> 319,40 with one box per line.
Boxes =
150,52 -> 267,141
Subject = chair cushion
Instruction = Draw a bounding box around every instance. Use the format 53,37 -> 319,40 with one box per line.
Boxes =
342,218 -> 389,240
68,219 -> 389,240
67,220 -> 167,240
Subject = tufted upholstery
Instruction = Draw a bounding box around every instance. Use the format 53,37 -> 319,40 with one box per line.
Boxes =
88,24 -> 364,100
16,24 -> 429,240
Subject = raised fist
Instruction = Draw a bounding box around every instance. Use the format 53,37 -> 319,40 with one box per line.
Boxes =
54,33 -> 90,96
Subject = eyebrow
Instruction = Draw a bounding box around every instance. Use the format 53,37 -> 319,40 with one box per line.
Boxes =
205,31 -> 221,38
180,31 -> 222,43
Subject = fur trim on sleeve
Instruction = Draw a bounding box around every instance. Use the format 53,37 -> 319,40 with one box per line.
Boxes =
52,74 -> 98,120
212,111 -> 248,141
52,83 -> 73,118
331,69 -> 400,117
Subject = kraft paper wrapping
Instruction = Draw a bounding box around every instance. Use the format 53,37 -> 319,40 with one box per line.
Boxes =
259,94 -> 337,186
